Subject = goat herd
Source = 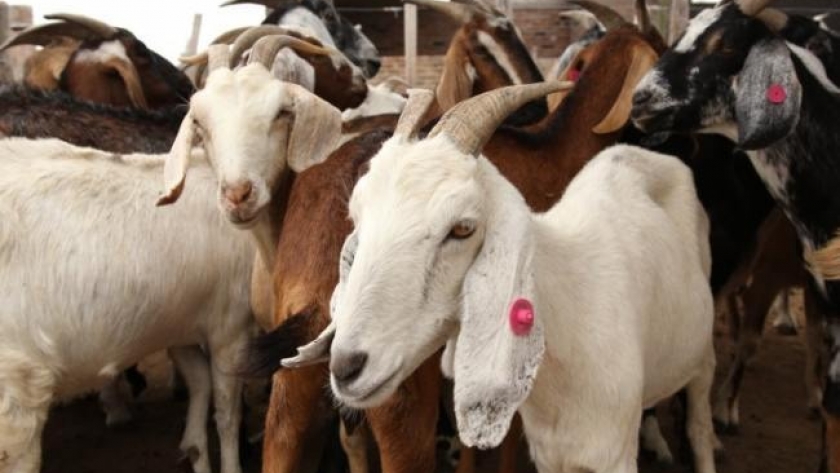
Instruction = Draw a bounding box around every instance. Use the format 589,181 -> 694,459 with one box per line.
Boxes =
0,0 -> 838,471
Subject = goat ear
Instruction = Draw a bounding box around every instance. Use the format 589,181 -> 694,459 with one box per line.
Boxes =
157,112 -> 197,206
103,57 -> 149,110
454,170 -> 544,449
283,83 -> 342,173
281,320 -> 335,368
734,38 -> 802,150
436,53 -> 475,112
592,42 -> 658,134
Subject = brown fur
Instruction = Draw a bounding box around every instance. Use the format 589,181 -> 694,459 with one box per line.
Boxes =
23,44 -> 78,91
806,232 -> 840,281
716,209 -> 826,425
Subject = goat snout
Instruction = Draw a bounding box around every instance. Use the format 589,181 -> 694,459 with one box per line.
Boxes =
222,182 -> 253,206
331,351 -> 368,385
632,89 -> 654,109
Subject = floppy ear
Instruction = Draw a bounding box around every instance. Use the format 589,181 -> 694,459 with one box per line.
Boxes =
283,83 -> 342,172
157,111 -> 197,206
734,38 -> 802,150
593,42 -> 658,134
103,57 -> 149,110
454,167 -> 544,449
436,49 -> 475,112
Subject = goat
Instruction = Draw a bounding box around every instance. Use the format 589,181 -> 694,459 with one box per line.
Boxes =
696,6 -> 840,433
222,0 -> 381,77
2,13 -> 194,109
0,46 -> 341,473
250,12 -> 694,473
283,84 -> 718,473
630,0 -> 840,470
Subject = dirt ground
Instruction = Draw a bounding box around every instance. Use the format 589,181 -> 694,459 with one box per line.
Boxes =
42,294 -> 822,473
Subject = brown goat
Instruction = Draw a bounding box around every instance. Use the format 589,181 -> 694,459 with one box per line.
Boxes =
3,13 -> 193,109
714,208 -> 827,431
256,14 -> 664,473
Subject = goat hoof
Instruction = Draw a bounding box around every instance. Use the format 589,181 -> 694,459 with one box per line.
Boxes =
713,419 -> 739,436
774,324 -> 798,336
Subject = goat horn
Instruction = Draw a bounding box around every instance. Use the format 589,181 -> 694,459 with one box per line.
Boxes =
221,0 -> 286,7
180,51 -> 209,67
211,26 -> 251,45
0,22 -> 90,50
394,88 -> 436,139
756,8 -> 789,32
207,44 -> 231,73
229,25 -> 300,67
43,13 -> 118,38
568,0 -> 629,31
634,0 -> 652,33
429,81 -> 574,156
404,0 -> 476,24
249,34 -> 331,69
733,0 -> 773,16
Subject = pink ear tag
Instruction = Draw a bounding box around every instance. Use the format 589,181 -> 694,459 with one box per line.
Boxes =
509,298 -> 535,336
567,69 -> 581,82
766,84 -> 787,104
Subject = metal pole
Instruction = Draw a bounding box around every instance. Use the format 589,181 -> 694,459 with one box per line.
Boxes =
404,3 -> 417,86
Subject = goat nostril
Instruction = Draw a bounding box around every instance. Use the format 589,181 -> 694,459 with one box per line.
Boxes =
632,90 -> 653,107
223,182 -> 253,206
331,351 -> 368,384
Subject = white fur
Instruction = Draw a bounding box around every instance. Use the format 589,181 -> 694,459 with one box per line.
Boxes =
341,83 -> 407,121
279,7 -> 337,48
318,136 -> 718,473
674,7 -> 721,52
74,39 -> 130,64
270,49 -> 317,92
0,138 -> 253,473
477,31 -> 523,85
0,63 -> 337,473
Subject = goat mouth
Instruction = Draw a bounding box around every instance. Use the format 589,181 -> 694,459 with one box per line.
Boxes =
631,108 -> 676,134
334,367 -> 401,408
227,210 -> 261,228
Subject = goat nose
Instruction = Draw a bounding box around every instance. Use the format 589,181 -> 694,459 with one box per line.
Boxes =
223,182 -> 253,206
331,351 -> 368,384
632,89 -> 654,108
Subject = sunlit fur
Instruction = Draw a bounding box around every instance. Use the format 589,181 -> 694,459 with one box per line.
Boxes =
327,136 -> 718,473
0,138 -> 253,473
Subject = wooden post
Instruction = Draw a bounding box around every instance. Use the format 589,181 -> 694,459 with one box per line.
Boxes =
0,3 -> 10,45
183,13 -> 202,57
404,3 -> 417,86
668,0 -> 689,44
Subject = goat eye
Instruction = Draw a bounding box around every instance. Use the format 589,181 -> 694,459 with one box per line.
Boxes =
447,220 -> 476,241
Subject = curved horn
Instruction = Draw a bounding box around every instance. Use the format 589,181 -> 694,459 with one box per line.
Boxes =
404,0 -> 476,24
635,0 -> 652,33
568,0 -> 629,30
43,13 -> 118,38
249,34 -> 331,68
733,0 -> 773,16
180,51 -> 209,67
229,25 -> 298,66
211,26 -> 251,45
208,44 -> 232,73
756,8 -> 789,32
395,88 -> 436,139
429,81 -> 574,155
0,23 -> 89,50
221,0 -> 284,7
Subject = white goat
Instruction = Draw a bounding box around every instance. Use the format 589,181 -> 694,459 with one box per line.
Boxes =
0,47 -> 340,473
284,86 -> 719,473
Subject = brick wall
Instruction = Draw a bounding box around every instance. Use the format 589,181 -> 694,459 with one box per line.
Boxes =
368,2 -> 636,89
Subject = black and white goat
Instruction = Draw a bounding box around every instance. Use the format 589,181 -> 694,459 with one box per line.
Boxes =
630,0 -> 840,470
222,0 -> 381,77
